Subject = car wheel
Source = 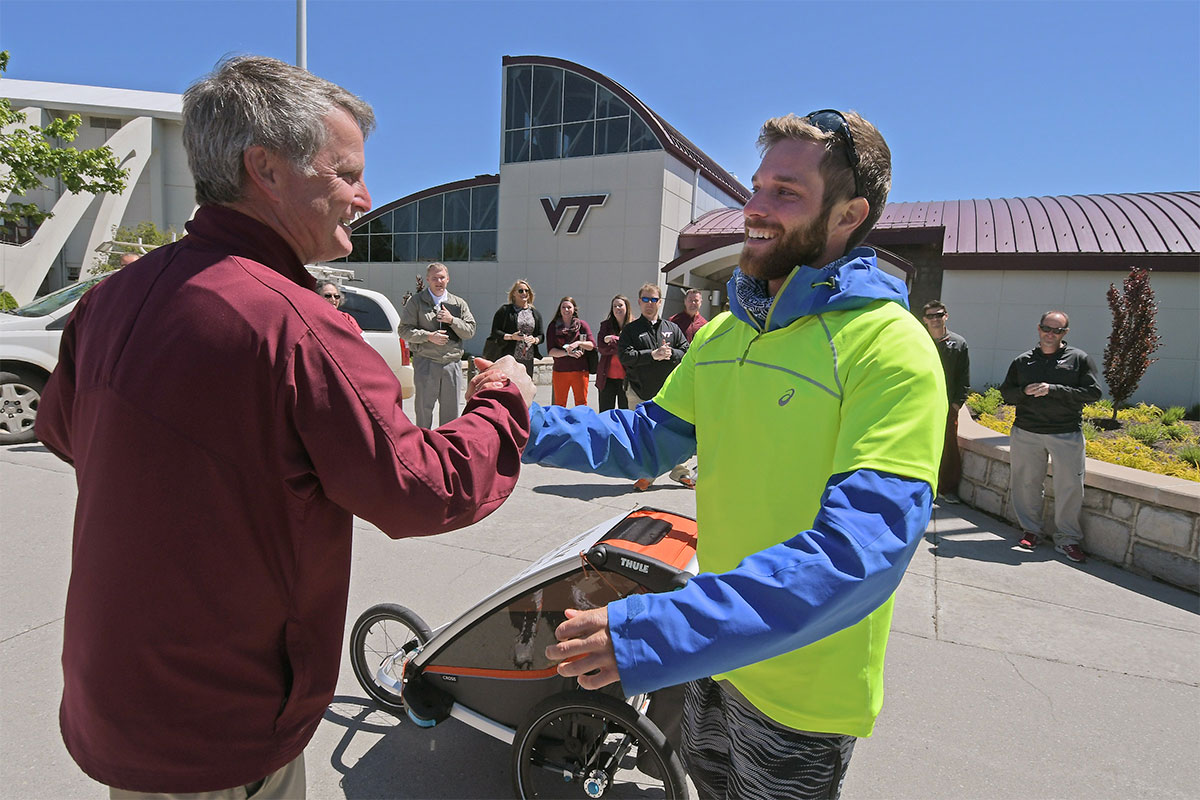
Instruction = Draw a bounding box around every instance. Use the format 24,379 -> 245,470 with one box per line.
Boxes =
0,369 -> 45,445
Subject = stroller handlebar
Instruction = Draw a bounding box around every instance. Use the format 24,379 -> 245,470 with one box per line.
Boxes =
585,544 -> 692,594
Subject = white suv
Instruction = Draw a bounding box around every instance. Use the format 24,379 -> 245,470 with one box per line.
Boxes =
0,277 -> 413,445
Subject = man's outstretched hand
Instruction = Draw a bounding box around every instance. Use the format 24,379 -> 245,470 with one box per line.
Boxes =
466,355 -> 536,406
545,607 -> 620,690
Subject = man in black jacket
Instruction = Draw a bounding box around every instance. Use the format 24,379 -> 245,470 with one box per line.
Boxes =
1000,310 -> 1101,563
619,282 -> 689,490
922,300 -> 969,503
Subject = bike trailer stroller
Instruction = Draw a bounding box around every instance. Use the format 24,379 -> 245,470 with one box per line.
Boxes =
349,507 -> 698,798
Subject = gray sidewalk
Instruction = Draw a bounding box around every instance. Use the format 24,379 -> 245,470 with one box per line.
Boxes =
2,383 -> 1198,799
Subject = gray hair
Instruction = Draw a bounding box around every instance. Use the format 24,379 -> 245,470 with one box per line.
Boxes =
182,55 -> 375,206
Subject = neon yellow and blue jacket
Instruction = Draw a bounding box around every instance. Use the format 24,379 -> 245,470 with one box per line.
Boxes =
524,248 -> 945,736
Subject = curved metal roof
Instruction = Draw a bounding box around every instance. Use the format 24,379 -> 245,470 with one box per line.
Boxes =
876,192 -> 1200,255
504,56 -> 749,204
672,191 -> 1200,272
352,174 -> 499,230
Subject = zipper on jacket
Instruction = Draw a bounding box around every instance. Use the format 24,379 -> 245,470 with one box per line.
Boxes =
738,267 -> 803,365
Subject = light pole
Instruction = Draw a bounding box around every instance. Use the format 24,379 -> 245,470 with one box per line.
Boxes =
296,0 -> 307,69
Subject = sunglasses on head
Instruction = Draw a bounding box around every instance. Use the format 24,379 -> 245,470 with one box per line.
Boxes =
640,296 -> 660,304
803,109 -> 863,199
1039,324 -> 1068,334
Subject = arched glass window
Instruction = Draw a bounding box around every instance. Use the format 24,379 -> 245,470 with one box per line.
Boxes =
344,183 -> 498,263
503,65 -> 662,164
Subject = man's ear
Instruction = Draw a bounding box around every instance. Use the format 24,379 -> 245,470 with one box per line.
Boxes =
831,196 -> 870,238
242,145 -> 285,202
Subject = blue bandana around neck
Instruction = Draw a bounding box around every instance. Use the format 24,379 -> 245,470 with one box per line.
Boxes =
734,270 -> 774,329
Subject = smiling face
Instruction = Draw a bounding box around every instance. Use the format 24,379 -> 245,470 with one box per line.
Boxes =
611,297 -> 628,321
559,299 -> 576,322
272,107 -> 371,264
512,282 -> 531,306
740,138 -> 841,282
922,306 -> 948,339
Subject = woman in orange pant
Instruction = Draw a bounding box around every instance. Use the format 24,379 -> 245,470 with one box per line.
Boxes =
545,296 -> 596,407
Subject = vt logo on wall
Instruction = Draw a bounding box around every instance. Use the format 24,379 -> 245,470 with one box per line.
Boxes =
540,194 -> 608,234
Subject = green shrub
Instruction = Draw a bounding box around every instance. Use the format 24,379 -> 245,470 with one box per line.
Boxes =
1086,436 -> 1200,481
966,387 -> 1002,417
1126,422 -> 1167,446
1119,403 -> 1163,424
1177,444 -> 1200,469
0,290 -> 16,311
1164,423 -> 1191,441
1084,399 -> 1114,418
1082,421 -> 1100,441
1160,406 -> 1186,424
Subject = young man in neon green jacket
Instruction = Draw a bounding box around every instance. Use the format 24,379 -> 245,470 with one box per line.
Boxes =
507,110 -> 945,799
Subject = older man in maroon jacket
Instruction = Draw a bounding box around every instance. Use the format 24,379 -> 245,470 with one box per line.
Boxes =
36,56 -> 534,798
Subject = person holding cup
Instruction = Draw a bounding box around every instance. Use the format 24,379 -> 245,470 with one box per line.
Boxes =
617,283 -> 689,489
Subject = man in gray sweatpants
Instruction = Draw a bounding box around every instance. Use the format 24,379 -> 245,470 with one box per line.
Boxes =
1000,310 -> 1101,563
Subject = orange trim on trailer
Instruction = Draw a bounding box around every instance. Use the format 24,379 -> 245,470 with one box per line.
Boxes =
600,509 -> 698,570
423,664 -> 562,680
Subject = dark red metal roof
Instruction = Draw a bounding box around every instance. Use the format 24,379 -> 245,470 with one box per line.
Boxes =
672,192 -> 1200,273
876,192 -> 1200,255
503,56 -> 750,204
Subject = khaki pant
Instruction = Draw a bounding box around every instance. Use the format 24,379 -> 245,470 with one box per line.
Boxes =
1009,426 -> 1086,546
109,753 -> 305,800
413,356 -> 463,428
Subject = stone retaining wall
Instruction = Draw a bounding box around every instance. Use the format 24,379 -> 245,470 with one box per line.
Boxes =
956,409 -> 1199,592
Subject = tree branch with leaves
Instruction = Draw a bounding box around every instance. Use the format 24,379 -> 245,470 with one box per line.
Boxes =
1,50 -> 128,238
1103,267 -> 1162,420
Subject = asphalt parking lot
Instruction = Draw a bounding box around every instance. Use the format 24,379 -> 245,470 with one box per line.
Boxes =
2,383 -> 1198,799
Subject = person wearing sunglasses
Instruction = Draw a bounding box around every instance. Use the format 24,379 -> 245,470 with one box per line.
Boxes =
921,300 -> 969,503
616,283 -> 690,490
512,109 -> 944,799
1000,311 -> 1100,563
486,280 -> 543,378
317,280 -> 362,334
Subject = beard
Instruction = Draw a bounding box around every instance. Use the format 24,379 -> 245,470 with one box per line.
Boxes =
739,204 -> 833,282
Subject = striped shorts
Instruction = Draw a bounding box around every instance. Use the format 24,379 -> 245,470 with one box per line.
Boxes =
680,678 -> 856,800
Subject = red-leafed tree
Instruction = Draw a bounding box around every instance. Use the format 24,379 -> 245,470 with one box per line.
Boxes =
1103,267 -> 1162,420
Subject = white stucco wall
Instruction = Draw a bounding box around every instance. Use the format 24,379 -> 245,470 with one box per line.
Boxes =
349,149 -> 744,355
942,270 -> 1200,408
0,82 -> 194,300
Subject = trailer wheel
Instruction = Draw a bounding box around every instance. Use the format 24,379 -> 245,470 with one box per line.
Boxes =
349,603 -> 431,713
512,690 -> 688,799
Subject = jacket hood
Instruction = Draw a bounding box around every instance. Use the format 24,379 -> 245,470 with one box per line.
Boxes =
727,247 -> 910,332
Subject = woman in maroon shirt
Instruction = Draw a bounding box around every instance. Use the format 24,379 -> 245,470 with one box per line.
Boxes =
596,294 -> 631,411
545,296 -> 596,407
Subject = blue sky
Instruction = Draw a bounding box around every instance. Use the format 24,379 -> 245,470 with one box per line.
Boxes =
2,0 -> 1197,207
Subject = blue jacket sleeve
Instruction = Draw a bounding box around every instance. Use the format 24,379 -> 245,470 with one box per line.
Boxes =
607,468 -> 932,696
522,401 -> 697,479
